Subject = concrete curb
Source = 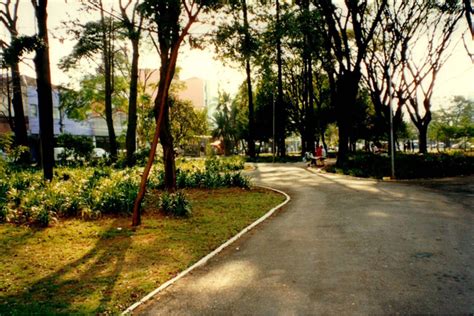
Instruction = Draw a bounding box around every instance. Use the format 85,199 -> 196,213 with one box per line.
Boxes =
122,185 -> 291,315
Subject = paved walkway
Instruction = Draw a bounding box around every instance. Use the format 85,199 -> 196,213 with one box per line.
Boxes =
135,163 -> 474,315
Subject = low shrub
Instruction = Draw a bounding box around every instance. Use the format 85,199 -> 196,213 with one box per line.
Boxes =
327,152 -> 474,179
160,191 -> 192,217
92,172 -> 139,215
56,134 -> 94,166
230,172 -> 251,188
0,156 -> 251,226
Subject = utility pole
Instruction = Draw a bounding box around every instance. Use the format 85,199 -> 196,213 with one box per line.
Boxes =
272,93 -> 276,163
387,65 -> 395,179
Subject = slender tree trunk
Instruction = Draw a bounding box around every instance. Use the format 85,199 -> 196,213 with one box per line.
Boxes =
336,69 -> 361,167
33,0 -> 54,180
100,4 -> 117,160
242,0 -> 255,159
4,72 -> 14,130
10,63 -> 28,148
132,4 -> 200,226
126,39 -> 139,165
321,128 -> 328,153
300,122 -> 307,155
275,0 -> 286,157
417,110 -> 431,154
300,134 -> 306,156
306,57 -> 315,155
418,123 -> 428,154
160,101 -> 176,191
245,58 -> 255,158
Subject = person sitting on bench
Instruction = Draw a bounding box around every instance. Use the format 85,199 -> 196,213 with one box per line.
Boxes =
314,145 -> 326,166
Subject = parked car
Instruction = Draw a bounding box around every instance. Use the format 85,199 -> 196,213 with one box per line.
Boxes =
92,148 -> 108,159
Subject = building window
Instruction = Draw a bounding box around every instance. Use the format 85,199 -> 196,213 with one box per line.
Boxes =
29,104 -> 38,118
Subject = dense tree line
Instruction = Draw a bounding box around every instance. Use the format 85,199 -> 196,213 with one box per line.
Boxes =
0,0 -> 471,225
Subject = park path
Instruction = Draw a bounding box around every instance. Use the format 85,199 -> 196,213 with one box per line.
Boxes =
135,163 -> 474,315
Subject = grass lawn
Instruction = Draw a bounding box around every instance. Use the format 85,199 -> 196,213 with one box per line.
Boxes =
0,187 -> 285,315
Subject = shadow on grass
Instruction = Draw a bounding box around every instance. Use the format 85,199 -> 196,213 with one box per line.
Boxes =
0,219 -> 134,315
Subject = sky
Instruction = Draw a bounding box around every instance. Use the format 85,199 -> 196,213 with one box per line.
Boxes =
2,0 -> 473,108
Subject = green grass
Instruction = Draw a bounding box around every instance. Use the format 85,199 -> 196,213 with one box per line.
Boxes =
0,187 -> 285,315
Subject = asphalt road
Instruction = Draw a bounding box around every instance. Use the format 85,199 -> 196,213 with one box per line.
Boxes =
135,163 -> 474,315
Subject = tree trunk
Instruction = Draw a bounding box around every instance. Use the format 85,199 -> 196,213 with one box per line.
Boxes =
300,134 -> 306,156
33,0 -> 54,180
245,58 -> 255,159
131,3 -> 198,226
418,123 -> 428,154
10,63 -> 28,149
306,57 -> 315,155
160,102 -> 176,191
417,112 -> 432,155
101,6 -> 117,161
321,128 -> 328,153
242,0 -> 255,159
275,0 -> 286,157
335,69 -> 361,167
126,39 -> 139,165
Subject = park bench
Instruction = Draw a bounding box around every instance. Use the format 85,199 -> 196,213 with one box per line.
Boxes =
304,152 -> 326,167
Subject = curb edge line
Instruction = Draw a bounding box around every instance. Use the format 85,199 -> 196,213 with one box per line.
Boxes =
122,185 -> 291,315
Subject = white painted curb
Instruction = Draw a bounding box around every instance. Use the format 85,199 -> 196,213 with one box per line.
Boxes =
122,185 -> 291,315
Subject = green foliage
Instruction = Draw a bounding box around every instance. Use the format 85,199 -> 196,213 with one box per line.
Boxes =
212,91 -> 247,155
429,96 -> 474,147
160,191 -> 192,217
327,152 -> 474,179
93,173 -> 139,215
59,18 -> 124,71
0,156 -> 249,226
56,133 -> 94,164
59,71 -> 129,122
1,35 -> 41,66
170,97 -> 209,149
0,133 -> 29,163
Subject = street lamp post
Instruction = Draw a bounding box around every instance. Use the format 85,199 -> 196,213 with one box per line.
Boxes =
273,93 -> 276,163
387,66 -> 396,179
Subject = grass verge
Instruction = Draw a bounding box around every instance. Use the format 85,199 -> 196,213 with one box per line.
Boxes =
0,187 -> 285,315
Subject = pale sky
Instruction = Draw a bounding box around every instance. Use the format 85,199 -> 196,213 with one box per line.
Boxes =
2,0 -> 473,107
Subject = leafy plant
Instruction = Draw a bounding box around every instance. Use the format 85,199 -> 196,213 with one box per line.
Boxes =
160,191 -> 192,217
92,172 -> 139,215
0,132 -> 29,163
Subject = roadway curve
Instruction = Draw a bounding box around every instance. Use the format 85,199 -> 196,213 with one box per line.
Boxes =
135,163 -> 474,315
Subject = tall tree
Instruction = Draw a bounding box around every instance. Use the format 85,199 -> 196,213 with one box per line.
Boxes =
213,0 -> 258,158
397,1 -> 463,153
275,0 -> 286,157
213,91 -> 241,155
297,0 -> 316,155
62,0 -> 120,160
314,0 -> 387,166
98,0 -> 118,160
363,1 -> 428,150
31,0 -> 54,180
120,0 -> 144,165
132,0 -> 220,226
0,0 -> 29,153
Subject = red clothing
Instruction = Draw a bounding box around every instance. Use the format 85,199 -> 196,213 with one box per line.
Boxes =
315,146 -> 322,157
